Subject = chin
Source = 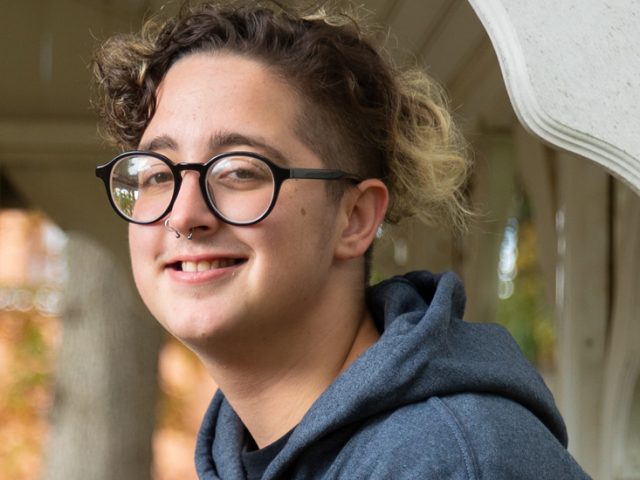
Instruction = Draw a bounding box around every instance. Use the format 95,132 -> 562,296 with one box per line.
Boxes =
158,307 -> 236,350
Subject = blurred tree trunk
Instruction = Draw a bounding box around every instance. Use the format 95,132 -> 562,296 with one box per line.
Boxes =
44,233 -> 163,480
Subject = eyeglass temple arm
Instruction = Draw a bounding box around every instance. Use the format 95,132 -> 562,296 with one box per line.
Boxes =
289,168 -> 361,182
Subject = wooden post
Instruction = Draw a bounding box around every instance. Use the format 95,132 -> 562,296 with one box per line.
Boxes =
599,181 -> 640,479
513,125 -> 557,312
555,152 -> 609,477
463,130 -> 515,323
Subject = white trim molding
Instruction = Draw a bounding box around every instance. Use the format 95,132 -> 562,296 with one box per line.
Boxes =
468,0 -> 640,194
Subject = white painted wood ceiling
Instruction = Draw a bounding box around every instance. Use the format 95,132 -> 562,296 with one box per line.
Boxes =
0,0 -> 515,131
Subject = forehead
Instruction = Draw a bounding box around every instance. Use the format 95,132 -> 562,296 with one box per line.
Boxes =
141,53 -> 320,165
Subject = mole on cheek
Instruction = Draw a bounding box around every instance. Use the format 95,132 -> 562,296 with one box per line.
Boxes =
300,208 -> 307,216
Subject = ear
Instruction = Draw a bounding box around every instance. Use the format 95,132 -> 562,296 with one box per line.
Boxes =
334,179 -> 389,260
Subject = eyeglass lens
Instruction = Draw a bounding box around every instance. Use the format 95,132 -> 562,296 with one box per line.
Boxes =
109,154 -> 277,224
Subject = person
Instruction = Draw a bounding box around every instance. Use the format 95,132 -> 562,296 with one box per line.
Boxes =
93,1 -> 590,478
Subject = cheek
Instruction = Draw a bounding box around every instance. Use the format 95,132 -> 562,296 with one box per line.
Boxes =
128,225 -> 157,294
128,225 -> 145,268
262,188 -> 338,262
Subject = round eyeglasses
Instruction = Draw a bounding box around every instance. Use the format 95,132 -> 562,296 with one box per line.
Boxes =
95,151 -> 362,226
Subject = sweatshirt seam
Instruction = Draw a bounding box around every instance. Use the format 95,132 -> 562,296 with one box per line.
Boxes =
432,397 -> 480,480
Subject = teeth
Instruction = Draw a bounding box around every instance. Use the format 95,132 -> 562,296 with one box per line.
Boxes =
181,259 -> 237,272
183,261 -> 197,272
197,261 -> 211,272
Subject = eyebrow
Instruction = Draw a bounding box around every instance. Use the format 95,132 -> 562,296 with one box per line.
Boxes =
138,135 -> 177,152
139,131 -> 291,165
209,131 -> 289,165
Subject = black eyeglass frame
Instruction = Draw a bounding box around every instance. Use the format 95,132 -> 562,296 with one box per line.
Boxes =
95,150 -> 363,226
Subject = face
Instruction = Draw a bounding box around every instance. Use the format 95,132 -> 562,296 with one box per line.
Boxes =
129,53 -> 346,352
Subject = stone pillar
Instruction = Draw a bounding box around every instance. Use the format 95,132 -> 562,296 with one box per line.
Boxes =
44,233 -> 163,480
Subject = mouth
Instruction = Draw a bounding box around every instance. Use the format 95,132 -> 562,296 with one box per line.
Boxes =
167,258 -> 247,272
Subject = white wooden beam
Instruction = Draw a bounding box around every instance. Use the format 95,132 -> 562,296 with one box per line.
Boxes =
0,119 -> 106,161
555,152 -> 609,477
513,124 -> 557,311
463,131 -> 515,323
600,181 -> 640,480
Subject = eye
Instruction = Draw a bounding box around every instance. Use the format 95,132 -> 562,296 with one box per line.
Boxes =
145,171 -> 173,186
230,167 -> 260,180
209,157 -> 272,190
139,168 -> 173,189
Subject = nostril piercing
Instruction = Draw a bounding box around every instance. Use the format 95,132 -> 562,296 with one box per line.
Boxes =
164,219 -> 194,240
164,218 -> 181,238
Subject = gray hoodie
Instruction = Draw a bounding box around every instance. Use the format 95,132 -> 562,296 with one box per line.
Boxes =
195,271 -> 590,479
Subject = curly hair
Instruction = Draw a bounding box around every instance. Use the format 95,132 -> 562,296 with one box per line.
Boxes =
93,0 -> 471,230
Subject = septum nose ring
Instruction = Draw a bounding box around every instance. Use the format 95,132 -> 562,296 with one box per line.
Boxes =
164,219 -> 193,240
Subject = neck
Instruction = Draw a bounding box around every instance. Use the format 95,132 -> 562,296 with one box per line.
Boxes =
196,283 -> 380,448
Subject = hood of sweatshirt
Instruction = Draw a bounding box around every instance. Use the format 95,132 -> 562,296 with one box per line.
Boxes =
195,270 -> 568,479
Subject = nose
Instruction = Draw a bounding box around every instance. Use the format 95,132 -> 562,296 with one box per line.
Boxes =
167,171 -> 221,239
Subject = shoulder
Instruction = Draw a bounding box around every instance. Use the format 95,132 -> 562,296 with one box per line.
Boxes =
437,394 -> 589,478
332,393 -> 589,480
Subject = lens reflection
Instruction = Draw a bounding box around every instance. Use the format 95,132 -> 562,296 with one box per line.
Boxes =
110,156 -> 175,222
